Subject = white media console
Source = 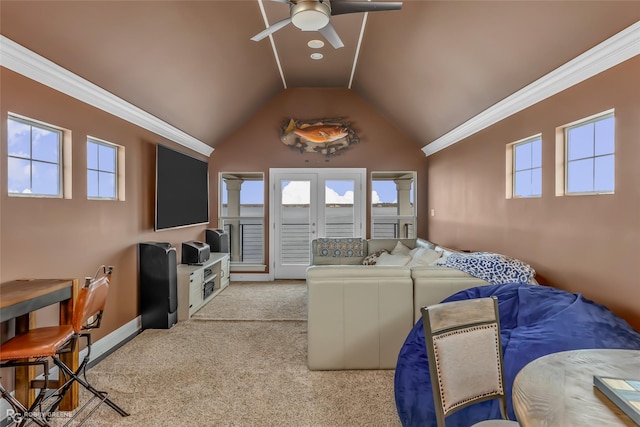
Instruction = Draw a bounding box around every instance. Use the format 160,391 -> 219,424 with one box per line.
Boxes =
177,252 -> 230,320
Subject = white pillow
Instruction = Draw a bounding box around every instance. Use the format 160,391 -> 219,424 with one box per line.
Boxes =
434,252 -> 450,265
407,248 -> 442,267
375,252 -> 411,266
391,241 -> 412,256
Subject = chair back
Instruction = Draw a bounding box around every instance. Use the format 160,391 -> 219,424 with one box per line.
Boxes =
72,266 -> 112,333
421,296 -> 508,427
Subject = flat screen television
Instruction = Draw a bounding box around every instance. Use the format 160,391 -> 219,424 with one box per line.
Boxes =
155,144 -> 209,231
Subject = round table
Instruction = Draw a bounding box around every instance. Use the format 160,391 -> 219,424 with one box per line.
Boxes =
512,349 -> 640,426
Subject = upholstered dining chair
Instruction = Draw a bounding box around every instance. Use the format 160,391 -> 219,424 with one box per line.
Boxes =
421,296 -> 519,427
0,266 -> 129,426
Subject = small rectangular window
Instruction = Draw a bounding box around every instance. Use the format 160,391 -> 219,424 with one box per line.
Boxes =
564,112 -> 615,195
7,115 -> 63,197
87,138 -> 119,200
506,135 -> 542,199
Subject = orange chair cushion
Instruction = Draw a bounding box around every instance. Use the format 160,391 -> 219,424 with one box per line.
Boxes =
0,325 -> 74,360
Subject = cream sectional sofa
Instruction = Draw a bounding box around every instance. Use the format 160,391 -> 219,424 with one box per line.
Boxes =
306,238 -> 492,370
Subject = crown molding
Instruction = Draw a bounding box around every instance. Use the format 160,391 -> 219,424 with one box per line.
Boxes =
422,20 -> 640,157
0,35 -> 213,157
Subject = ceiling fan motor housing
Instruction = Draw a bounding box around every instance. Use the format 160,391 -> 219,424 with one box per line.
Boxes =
291,0 -> 331,31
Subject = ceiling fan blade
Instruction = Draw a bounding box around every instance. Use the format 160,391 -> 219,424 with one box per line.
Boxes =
331,1 -> 403,16
251,17 -> 293,42
268,0 -> 293,3
318,22 -> 344,49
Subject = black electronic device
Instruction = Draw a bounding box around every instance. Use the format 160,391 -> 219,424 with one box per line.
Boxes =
155,144 -> 209,231
138,242 -> 178,330
205,229 -> 230,253
181,240 -> 210,265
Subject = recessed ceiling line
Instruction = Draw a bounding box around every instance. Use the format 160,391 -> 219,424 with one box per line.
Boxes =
257,0 -> 287,89
348,11 -> 369,89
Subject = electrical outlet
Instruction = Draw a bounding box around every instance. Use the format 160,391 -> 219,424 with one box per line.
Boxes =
430,209 -> 435,217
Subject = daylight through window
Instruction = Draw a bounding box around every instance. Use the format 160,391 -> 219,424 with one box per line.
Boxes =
512,135 -> 542,198
371,172 -> 416,239
7,115 -> 62,197
220,172 -> 265,270
565,112 -> 615,194
87,138 -> 118,199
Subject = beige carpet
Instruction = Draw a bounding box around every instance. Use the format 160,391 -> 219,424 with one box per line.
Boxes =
50,281 -> 401,427
192,280 -> 307,321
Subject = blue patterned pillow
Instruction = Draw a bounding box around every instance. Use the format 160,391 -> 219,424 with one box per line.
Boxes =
316,238 -> 365,257
445,252 -> 536,284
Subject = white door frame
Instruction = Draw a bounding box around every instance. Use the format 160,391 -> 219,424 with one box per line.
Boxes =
268,168 -> 367,280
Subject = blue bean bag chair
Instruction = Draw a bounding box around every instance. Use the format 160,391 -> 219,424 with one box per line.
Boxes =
394,283 -> 640,427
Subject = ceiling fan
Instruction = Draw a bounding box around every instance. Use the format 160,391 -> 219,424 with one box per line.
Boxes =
251,0 -> 403,49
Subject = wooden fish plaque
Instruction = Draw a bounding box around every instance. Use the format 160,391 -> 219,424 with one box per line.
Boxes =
280,117 -> 359,156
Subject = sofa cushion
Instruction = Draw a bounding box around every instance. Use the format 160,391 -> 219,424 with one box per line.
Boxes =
391,241 -> 412,256
314,256 -> 365,266
376,252 -> 411,266
368,239 -> 417,255
406,247 -> 442,268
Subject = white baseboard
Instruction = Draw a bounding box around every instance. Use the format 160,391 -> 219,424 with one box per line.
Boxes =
87,316 -> 141,362
0,317 -> 141,425
230,273 -> 272,282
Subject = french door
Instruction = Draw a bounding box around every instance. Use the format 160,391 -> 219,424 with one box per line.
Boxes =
270,168 -> 366,279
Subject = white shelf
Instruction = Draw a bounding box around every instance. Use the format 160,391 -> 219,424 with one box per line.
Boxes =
177,252 -> 230,321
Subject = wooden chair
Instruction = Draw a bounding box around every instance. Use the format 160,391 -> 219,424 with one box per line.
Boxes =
421,296 -> 519,427
0,266 -> 129,426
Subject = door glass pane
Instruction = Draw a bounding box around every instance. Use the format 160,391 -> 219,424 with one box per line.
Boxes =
280,180 -> 311,265
324,180 -> 354,237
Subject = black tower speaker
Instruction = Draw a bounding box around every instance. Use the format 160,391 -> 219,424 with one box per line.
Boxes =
205,229 -> 230,253
138,242 -> 178,330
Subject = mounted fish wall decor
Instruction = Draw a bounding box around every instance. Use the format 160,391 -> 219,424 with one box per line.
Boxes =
280,117 -> 360,156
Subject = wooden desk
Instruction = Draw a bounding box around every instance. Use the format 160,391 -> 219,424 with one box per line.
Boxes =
0,278 -> 79,411
513,349 -> 640,426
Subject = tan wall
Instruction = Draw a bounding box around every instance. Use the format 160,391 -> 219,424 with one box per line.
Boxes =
1,79 -> 427,343
211,87 -> 429,270
0,68 -> 212,341
427,56 -> 640,331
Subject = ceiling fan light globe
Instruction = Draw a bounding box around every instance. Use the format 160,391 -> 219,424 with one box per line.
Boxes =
292,9 -> 330,31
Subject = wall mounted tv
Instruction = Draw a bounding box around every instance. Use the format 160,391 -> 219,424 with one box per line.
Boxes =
155,144 -> 209,231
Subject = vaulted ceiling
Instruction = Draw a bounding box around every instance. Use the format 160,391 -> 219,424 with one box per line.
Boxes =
2,1 -> 639,153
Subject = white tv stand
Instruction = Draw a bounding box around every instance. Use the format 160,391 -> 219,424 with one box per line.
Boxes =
177,252 -> 230,321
